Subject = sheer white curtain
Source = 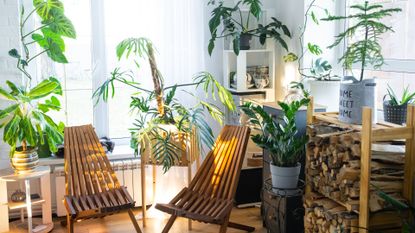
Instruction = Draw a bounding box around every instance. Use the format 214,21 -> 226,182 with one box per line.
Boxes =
103,0 -> 207,218
104,0 -> 206,137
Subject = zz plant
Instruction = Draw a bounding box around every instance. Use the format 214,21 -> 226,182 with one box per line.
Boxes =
322,1 -> 401,82
0,0 -> 75,156
241,97 -> 310,167
207,0 -> 291,55
94,38 -> 235,172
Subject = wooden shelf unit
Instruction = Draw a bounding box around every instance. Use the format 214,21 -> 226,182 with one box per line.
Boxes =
305,98 -> 415,233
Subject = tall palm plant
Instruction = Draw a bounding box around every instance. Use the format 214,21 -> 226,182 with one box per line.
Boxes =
94,38 -> 235,172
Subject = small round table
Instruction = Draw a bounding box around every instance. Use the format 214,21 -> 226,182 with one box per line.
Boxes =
0,166 -> 54,233
262,178 -> 305,233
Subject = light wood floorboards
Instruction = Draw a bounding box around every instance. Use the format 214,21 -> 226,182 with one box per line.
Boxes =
10,207 -> 266,233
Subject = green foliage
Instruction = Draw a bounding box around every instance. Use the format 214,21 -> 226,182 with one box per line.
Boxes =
385,85 -> 415,106
283,52 -> 298,63
1,0 -> 75,155
375,186 -> 414,232
0,78 -> 64,156
94,38 -> 235,172
207,0 -> 291,55
322,1 -> 401,81
307,43 -> 322,55
295,1 -> 338,82
241,97 -> 310,167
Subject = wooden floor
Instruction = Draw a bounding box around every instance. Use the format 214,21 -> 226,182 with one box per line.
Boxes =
10,207 -> 266,233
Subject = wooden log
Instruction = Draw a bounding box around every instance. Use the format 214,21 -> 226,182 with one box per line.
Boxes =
307,124 -> 406,214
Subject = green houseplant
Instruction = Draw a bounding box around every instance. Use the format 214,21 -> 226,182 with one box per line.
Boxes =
383,85 -> 415,125
322,1 -> 401,124
207,0 -> 291,55
241,96 -> 310,189
0,0 -> 75,172
289,0 -> 341,112
94,38 -> 235,172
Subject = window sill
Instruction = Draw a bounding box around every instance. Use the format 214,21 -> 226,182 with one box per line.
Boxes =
39,144 -> 137,167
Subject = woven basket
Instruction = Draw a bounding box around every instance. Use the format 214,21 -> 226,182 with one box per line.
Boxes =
383,101 -> 407,125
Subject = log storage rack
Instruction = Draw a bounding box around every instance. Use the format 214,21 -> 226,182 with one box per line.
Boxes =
305,97 -> 415,233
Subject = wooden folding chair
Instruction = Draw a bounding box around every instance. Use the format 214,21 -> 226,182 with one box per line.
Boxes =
155,125 -> 255,233
63,124 -> 142,233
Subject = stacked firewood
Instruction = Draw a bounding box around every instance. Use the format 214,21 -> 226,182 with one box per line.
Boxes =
304,193 -> 359,233
306,123 -> 405,213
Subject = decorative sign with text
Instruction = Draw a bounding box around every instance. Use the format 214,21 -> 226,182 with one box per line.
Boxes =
338,79 -> 377,124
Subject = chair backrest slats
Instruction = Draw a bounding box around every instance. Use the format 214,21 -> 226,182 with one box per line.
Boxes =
208,127 -> 238,197
64,125 -> 121,196
76,125 -> 98,195
84,127 -> 121,188
190,126 -> 232,193
215,126 -> 246,198
224,127 -> 249,199
82,126 -> 114,190
188,125 -> 250,201
73,126 -> 92,196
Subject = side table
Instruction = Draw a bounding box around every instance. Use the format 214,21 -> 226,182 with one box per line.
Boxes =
262,178 -> 305,233
0,166 -> 53,233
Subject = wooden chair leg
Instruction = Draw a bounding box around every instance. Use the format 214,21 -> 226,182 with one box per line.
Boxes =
228,221 -> 255,232
67,215 -> 74,233
162,215 -> 177,233
219,216 -> 230,233
128,209 -> 143,233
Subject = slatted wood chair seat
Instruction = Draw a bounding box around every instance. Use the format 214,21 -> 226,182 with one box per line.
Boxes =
63,125 -> 142,233
155,125 -> 255,233
155,188 -> 234,223
64,186 -> 135,218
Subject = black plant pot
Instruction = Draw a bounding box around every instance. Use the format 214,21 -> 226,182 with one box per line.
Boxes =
239,33 -> 252,50
383,100 -> 407,125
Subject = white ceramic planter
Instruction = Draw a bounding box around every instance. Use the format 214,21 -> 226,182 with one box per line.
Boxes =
308,80 -> 340,112
270,162 -> 301,190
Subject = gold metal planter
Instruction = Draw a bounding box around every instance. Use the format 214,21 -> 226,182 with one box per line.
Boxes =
10,147 -> 39,173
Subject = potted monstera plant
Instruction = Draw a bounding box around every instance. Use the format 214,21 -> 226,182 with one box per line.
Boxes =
322,1 -> 401,124
241,97 -> 310,189
207,0 -> 291,55
0,0 -> 75,172
94,38 -> 235,172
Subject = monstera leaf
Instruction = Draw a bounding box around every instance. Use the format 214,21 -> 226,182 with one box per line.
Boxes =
33,0 -> 64,20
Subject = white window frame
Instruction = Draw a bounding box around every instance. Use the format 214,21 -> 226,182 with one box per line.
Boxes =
90,0 -> 110,138
339,0 -> 415,74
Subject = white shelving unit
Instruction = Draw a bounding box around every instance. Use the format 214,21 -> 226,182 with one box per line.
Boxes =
222,8 -> 277,102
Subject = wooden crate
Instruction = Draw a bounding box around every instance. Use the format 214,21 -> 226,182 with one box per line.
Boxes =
305,98 -> 415,233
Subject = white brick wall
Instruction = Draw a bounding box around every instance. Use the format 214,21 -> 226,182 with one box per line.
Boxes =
0,0 -> 21,169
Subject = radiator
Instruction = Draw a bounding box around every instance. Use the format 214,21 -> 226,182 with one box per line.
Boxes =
54,158 -> 153,217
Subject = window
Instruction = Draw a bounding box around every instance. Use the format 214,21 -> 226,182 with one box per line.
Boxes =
38,0 -> 205,141
345,0 -> 415,108
39,0 -> 93,127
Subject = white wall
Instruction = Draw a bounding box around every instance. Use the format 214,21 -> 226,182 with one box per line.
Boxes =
0,0 -> 21,169
202,3 -> 225,137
